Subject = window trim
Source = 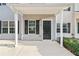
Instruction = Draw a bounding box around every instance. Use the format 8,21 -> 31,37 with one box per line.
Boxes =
28,20 -> 36,34
63,23 -> 68,33
9,21 -> 15,34
1,20 -> 15,34
57,23 -> 71,33
25,20 -> 40,35
1,21 -> 8,34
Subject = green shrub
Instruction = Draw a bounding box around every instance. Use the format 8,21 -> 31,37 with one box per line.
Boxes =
63,38 -> 79,56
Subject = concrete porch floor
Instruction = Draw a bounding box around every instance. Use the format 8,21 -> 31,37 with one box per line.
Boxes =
0,40 -> 74,56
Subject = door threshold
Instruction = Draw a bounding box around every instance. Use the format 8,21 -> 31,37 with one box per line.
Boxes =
43,39 -> 51,40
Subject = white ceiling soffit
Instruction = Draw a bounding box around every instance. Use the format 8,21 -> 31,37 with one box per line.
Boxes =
75,12 -> 79,18
8,3 -> 72,14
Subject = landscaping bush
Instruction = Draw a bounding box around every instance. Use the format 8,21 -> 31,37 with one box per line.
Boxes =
63,38 -> 79,56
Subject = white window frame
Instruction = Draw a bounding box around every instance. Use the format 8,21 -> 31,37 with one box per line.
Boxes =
57,23 -> 70,33
63,23 -> 67,33
1,21 -> 8,34
63,23 -> 70,33
28,20 -> 36,34
9,21 -> 15,34
1,20 -> 15,34
57,23 -> 60,33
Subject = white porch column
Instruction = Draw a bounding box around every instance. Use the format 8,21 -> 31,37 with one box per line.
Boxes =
51,19 -> 53,40
15,13 -> 18,47
41,19 -> 43,40
55,15 -> 57,40
74,13 -> 77,38
60,11 -> 63,47
20,14 -> 24,40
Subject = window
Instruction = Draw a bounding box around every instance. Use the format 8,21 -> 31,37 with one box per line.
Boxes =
57,23 -> 70,33
2,3 -> 6,5
2,21 -> 8,33
68,7 -> 71,11
25,20 -> 40,34
57,23 -> 60,33
64,7 -> 71,11
0,3 -> 6,6
29,21 -> 36,34
0,3 -> 1,6
0,21 -> 15,34
9,21 -> 15,33
63,23 -> 67,33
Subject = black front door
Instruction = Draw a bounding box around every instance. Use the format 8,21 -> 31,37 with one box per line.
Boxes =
43,21 -> 51,39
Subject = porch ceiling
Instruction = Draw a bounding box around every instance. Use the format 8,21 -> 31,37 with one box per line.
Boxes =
75,12 -> 79,18
8,3 -> 72,14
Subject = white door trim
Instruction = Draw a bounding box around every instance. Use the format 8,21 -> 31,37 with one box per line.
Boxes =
42,19 -> 53,40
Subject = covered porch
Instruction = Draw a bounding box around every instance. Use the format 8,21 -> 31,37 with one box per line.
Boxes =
3,3 -> 73,47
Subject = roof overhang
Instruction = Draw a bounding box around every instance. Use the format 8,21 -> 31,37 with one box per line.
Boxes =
7,3 -> 73,15
75,12 -> 79,18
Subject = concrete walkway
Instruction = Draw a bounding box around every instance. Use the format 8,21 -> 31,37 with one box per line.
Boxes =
0,40 -> 74,56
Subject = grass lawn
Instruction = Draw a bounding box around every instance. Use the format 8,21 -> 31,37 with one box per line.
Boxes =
63,38 -> 79,56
